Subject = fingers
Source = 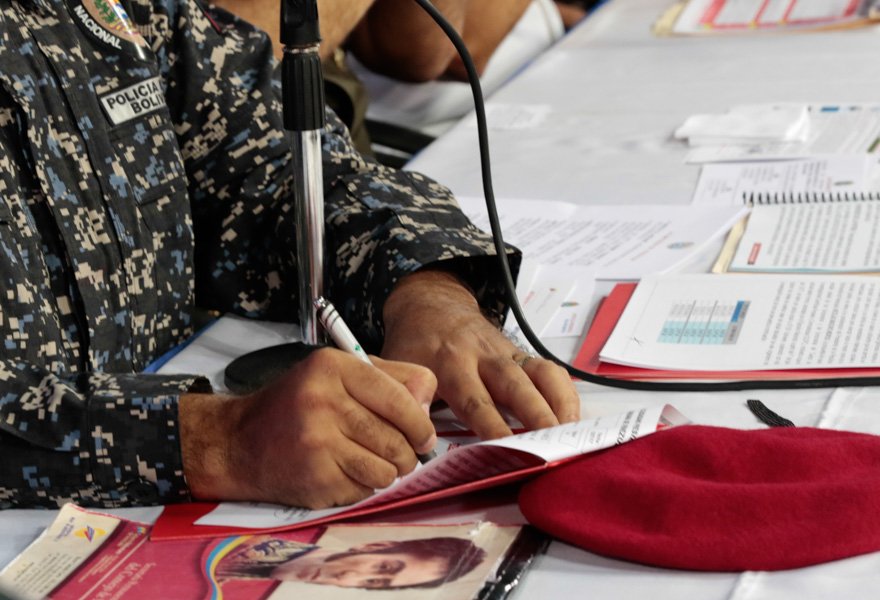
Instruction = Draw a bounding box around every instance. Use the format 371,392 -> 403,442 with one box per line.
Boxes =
437,358 -> 513,440
480,356 -> 560,432
288,453 -> 376,509
521,358 -> 581,423
335,438 -> 403,491
335,401 -> 420,476
340,357 -> 437,455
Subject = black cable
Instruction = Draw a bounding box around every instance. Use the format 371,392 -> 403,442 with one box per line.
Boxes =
409,0 -> 880,392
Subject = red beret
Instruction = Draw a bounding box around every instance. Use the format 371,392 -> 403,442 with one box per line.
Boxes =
519,425 -> 880,571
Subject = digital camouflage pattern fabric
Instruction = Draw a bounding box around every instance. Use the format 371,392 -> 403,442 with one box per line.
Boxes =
0,0 -> 517,508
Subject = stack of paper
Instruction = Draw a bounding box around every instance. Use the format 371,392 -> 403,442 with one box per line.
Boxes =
675,104 -> 810,147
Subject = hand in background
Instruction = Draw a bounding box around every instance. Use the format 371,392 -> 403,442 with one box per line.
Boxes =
179,348 -> 437,508
381,269 -> 580,439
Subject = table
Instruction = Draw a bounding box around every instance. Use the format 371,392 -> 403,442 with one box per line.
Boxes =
4,1 -> 880,597
407,0 -> 880,596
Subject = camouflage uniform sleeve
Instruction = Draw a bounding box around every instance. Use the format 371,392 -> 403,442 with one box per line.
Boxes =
320,115 -> 521,350
0,360 -> 209,509
159,1 -> 520,352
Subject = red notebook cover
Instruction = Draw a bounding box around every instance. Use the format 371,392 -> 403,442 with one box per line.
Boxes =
151,455 -> 549,541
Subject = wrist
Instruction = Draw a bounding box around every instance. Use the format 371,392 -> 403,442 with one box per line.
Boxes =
179,393 -> 248,501
384,268 -> 480,331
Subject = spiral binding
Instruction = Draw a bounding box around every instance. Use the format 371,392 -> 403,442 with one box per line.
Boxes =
743,189 -> 880,205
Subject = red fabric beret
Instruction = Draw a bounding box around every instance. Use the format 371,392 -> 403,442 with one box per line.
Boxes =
519,425 -> 880,571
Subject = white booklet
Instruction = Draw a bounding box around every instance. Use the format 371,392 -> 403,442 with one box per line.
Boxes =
726,199 -> 880,273
599,273 -> 880,372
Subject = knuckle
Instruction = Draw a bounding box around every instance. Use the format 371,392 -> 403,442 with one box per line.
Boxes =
460,393 -> 493,417
502,374 -> 528,398
344,455 -> 373,482
303,347 -> 340,373
410,364 -> 438,391
384,438 -> 417,472
344,407 -> 378,437
382,435 -> 408,460
435,340 -> 462,362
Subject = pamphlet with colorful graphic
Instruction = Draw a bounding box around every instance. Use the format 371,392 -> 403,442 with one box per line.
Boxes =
0,504 -> 539,600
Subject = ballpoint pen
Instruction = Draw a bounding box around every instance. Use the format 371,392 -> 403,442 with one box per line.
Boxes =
314,296 -> 437,464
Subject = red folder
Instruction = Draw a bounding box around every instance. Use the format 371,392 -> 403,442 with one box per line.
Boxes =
573,282 -> 880,381
150,474 -> 528,541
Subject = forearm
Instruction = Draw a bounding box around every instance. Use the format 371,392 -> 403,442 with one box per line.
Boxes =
347,0 -> 469,82
210,0 -> 374,60
447,0 -> 533,79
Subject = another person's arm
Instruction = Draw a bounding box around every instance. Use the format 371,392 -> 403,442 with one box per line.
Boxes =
347,0 -> 532,82
210,0 -> 374,60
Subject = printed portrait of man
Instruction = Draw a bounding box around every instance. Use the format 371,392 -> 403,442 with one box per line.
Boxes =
216,535 -> 488,590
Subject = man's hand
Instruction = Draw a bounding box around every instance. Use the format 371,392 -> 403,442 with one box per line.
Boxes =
381,269 -> 581,440
179,348 -> 437,508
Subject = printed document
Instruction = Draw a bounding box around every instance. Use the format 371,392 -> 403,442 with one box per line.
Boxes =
600,274 -> 880,371
457,196 -> 745,280
726,201 -> 880,272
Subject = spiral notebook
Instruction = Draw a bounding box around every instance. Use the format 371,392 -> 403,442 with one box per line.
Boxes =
713,188 -> 880,273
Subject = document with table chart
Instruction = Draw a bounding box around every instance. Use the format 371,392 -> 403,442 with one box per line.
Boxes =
599,273 -> 880,372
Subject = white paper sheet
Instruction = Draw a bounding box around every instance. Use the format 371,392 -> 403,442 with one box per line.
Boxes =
600,273 -> 880,371
156,315 -> 301,392
457,196 -> 746,280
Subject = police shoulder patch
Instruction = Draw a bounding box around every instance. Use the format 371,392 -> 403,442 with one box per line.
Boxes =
66,0 -> 151,60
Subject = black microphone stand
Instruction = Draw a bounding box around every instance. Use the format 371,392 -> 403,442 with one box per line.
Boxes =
282,0 -> 326,345
223,0 -> 327,393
